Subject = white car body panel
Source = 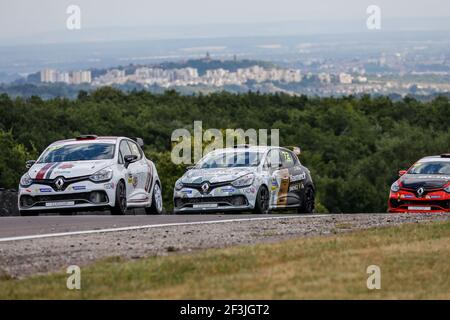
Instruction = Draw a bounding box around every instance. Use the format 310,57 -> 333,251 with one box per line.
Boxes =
18,137 -> 161,213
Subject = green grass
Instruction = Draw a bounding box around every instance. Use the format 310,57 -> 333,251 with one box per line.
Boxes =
1,221 -> 450,299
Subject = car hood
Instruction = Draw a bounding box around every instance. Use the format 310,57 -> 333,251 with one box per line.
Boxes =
181,167 -> 256,184
401,174 -> 450,189
29,160 -> 114,180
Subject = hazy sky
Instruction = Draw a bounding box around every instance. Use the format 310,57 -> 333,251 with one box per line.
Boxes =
1,0 -> 450,40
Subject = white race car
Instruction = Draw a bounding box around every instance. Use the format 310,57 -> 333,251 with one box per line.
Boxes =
18,135 -> 163,216
173,145 -> 315,214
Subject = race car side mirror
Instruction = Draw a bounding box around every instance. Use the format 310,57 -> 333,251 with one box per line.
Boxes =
124,155 -> 138,168
26,160 -> 36,169
398,170 -> 407,176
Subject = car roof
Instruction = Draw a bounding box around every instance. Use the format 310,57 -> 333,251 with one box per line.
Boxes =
209,145 -> 290,153
418,155 -> 450,163
49,136 -> 121,147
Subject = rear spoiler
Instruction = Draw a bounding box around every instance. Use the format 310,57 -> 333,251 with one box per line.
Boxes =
134,137 -> 145,149
284,146 -> 301,156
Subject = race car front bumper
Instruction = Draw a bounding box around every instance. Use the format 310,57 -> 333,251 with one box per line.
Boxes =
173,184 -> 258,213
18,180 -> 116,213
388,190 -> 450,213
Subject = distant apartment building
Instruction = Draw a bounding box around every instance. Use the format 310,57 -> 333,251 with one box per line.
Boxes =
339,73 -> 353,84
41,69 -> 91,84
40,69 -> 57,83
56,72 -> 70,84
72,70 -> 92,84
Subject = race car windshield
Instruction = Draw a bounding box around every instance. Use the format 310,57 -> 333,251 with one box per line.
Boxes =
38,143 -> 115,163
408,162 -> 450,175
197,151 -> 264,168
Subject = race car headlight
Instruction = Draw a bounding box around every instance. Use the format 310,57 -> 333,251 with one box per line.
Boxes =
391,181 -> 400,192
231,174 -> 255,188
89,168 -> 113,182
444,185 -> 450,193
175,180 -> 184,190
20,173 -> 33,187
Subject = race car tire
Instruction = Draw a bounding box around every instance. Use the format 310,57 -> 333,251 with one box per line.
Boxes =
19,210 -> 39,216
111,180 -> 127,215
145,182 -> 163,215
253,185 -> 270,214
298,186 -> 315,214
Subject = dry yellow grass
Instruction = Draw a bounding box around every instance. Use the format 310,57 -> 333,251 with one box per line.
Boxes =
1,220 -> 449,299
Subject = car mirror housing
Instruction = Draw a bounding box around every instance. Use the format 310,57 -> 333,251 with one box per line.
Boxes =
25,160 -> 36,169
398,170 -> 407,176
124,154 -> 138,168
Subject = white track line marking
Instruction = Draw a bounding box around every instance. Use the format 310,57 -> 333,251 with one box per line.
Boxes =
0,215 -> 331,242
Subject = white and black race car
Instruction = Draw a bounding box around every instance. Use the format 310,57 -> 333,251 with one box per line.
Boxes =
18,135 -> 163,216
173,145 -> 315,214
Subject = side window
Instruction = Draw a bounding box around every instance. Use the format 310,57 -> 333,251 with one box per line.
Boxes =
127,141 -> 142,160
265,150 -> 282,169
118,140 -> 132,164
280,150 -> 295,168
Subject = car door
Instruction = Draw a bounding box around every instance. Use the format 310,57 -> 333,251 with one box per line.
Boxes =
266,149 -> 290,208
126,140 -> 150,196
280,149 -> 306,206
118,140 -> 141,199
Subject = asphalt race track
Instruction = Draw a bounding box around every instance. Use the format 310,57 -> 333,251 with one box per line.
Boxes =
0,214 -> 307,240
1,213 -> 449,278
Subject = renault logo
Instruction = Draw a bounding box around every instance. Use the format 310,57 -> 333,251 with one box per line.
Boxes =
55,177 -> 65,191
417,187 -> 425,197
201,182 -> 210,193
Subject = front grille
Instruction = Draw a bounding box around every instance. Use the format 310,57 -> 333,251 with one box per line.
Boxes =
174,195 -> 248,208
20,191 -> 109,208
183,181 -> 231,194
401,180 -> 446,190
32,175 -> 91,192
390,199 -> 450,210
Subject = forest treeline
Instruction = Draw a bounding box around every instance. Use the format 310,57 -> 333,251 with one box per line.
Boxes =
1,88 -> 449,212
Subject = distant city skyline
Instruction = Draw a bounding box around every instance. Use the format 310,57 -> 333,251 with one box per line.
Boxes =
1,0 -> 450,45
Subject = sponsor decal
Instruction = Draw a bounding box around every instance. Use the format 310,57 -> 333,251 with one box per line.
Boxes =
290,172 -> 306,182
72,186 -> 86,191
25,188 -> 32,193
289,183 -> 301,191
181,189 -> 193,194
52,170 -> 71,176
430,195 -> 441,199
59,163 -> 74,169
132,176 -> 138,188
415,175 -> 450,180
39,188 -> 52,193
220,187 -> 235,193
402,194 -> 414,199
127,174 -> 133,184
271,178 -> 279,190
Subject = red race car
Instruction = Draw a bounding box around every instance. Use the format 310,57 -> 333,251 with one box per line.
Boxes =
388,154 -> 450,213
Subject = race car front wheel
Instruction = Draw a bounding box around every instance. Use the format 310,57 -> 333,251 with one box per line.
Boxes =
298,186 -> 315,214
253,185 -> 270,214
145,182 -> 163,215
111,180 -> 127,215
